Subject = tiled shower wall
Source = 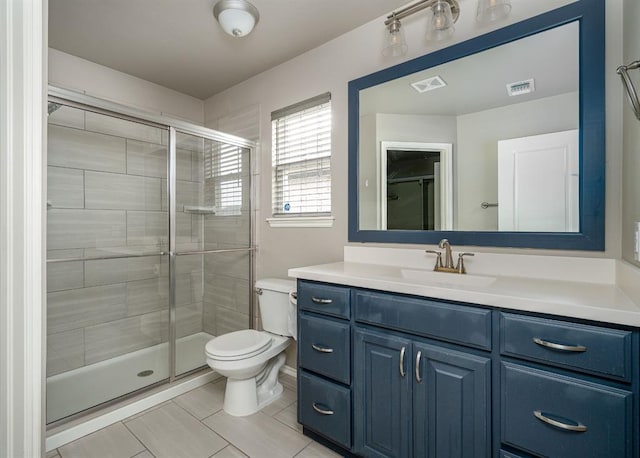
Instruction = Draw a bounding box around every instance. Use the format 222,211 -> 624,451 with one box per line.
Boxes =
204,105 -> 257,335
200,138 -> 252,339
46,106 -> 251,378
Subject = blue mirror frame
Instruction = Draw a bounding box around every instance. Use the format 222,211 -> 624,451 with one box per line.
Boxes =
348,0 -> 605,250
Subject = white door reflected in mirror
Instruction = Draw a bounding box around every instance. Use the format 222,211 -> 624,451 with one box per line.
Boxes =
498,129 -> 579,232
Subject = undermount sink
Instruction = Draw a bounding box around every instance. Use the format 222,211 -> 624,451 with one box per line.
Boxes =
400,269 -> 497,287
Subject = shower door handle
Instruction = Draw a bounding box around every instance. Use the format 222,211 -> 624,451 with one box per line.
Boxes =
174,247 -> 256,256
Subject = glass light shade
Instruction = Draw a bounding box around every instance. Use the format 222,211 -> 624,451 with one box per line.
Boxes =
426,1 -> 455,41
382,20 -> 408,57
476,0 -> 512,23
218,9 -> 256,37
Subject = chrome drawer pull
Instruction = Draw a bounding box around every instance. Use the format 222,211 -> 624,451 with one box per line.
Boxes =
311,296 -> 333,304
533,410 -> 587,432
312,403 -> 334,415
399,346 -> 406,377
311,343 -> 334,353
533,337 -> 587,353
415,351 -> 423,383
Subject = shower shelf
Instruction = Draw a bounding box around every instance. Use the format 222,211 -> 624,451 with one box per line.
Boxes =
183,205 -> 217,214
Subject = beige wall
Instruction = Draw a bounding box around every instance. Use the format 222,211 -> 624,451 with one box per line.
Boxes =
204,0 -> 623,282
358,114 -> 378,229
49,48 -> 204,125
622,0 -> 640,265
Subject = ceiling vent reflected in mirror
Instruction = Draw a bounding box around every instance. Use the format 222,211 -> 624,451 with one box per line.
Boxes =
411,75 -> 447,93
506,78 -> 535,96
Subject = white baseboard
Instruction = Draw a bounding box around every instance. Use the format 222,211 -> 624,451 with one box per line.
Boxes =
280,364 -> 297,379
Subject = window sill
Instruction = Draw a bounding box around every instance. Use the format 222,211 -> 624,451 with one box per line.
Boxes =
266,216 -> 335,228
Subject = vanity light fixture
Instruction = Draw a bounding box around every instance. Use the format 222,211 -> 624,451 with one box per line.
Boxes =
382,15 -> 408,57
382,0 -> 512,56
426,0 -> 457,41
383,0 -> 460,55
476,0 -> 512,24
213,0 -> 260,38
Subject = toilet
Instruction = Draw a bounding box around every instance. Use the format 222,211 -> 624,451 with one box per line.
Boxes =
205,278 -> 296,416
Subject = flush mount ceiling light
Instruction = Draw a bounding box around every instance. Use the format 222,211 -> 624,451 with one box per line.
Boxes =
213,0 -> 260,38
382,0 -> 512,56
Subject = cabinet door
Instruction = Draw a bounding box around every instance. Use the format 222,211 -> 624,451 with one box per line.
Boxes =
413,343 -> 491,458
354,328 -> 412,458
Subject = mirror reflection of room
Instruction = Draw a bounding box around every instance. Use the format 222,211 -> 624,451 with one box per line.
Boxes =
386,149 -> 441,230
358,21 -> 579,233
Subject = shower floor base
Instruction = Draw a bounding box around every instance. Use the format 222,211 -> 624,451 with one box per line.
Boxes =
46,332 -> 214,424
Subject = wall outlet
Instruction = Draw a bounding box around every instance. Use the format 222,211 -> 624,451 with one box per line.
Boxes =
635,222 -> 640,261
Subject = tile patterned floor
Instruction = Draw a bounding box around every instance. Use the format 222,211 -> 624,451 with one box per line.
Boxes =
47,376 -> 340,458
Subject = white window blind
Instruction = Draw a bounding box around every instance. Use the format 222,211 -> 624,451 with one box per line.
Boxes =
271,93 -> 331,216
204,140 -> 245,216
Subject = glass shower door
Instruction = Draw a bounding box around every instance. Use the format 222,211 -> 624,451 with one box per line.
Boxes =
46,103 -> 170,423
172,130 -> 252,377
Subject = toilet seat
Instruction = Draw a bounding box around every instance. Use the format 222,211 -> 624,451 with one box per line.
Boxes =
205,329 -> 273,361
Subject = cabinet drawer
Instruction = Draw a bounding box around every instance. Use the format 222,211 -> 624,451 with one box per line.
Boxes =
500,313 -> 632,381
354,290 -> 492,350
299,314 -> 350,384
297,281 -> 350,319
501,362 -> 633,458
299,371 -> 351,449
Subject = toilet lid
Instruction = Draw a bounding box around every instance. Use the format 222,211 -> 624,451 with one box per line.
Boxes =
205,329 -> 273,361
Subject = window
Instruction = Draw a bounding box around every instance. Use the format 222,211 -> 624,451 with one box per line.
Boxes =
271,93 -> 332,225
204,140 -> 245,216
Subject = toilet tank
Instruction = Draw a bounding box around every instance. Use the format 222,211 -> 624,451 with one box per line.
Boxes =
255,278 -> 296,336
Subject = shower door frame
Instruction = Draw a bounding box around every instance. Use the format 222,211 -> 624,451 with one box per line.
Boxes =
46,86 -> 257,422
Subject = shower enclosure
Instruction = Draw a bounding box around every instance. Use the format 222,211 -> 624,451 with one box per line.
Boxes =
45,88 -> 254,424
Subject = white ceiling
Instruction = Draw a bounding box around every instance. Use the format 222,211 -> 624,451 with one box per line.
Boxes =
49,0 -> 408,100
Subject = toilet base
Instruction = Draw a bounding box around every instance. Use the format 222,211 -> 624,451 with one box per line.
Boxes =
222,352 -> 287,416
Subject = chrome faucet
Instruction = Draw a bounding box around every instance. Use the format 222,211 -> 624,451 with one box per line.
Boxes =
425,239 -> 474,274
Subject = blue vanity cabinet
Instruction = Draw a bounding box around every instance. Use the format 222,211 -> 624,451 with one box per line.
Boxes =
352,291 -> 492,458
297,281 -> 353,449
413,343 -> 491,458
499,312 -> 637,457
352,330 -> 491,458
500,312 -> 633,381
501,362 -> 633,457
353,329 -> 412,457
296,280 -> 639,458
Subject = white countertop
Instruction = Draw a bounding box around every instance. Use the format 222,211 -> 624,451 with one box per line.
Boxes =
288,260 -> 640,327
